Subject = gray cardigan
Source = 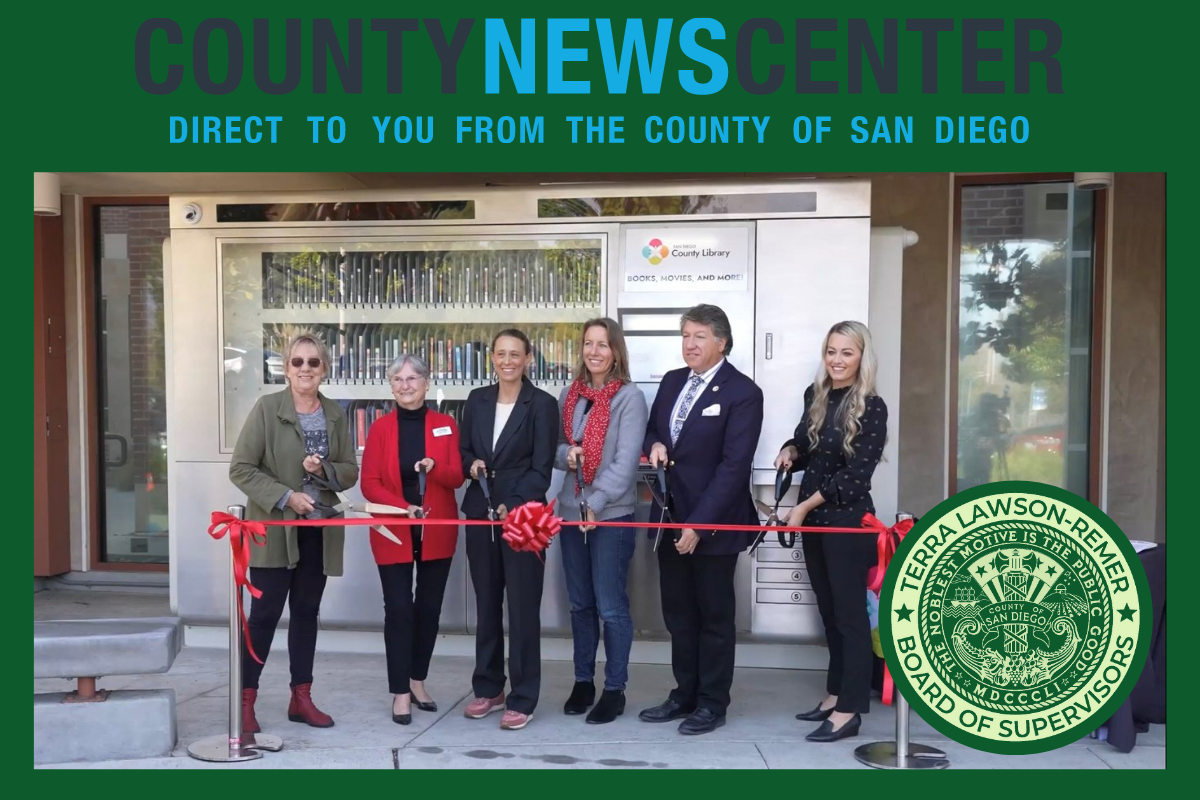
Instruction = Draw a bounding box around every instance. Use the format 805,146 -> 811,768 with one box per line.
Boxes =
554,382 -> 648,522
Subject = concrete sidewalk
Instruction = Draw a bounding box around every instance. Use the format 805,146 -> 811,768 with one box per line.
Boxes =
32,591 -> 1166,769
34,644 -> 1165,769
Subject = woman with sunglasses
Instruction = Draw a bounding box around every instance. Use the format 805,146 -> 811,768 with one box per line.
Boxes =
361,354 -> 464,724
229,332 -> 359,734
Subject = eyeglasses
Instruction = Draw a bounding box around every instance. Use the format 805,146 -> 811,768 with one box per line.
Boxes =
290,357 -> 323,369
393,375 -> 427,385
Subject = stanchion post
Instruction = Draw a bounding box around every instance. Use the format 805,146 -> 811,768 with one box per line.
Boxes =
853,512 -> 949,770
188,505 -> 283,762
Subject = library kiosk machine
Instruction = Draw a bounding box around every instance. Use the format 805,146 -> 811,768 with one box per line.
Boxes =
166,179 -> 907,648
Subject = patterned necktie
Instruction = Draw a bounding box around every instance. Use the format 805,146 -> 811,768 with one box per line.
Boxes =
671,374 -> 705,445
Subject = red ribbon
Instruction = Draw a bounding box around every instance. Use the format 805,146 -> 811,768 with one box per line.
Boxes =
205,505 -> 895,670
207,511 -> 268,664
500,500 -> 562,559
860,512 -> 916,705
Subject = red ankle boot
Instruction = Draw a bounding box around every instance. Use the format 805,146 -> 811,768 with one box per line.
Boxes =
242,688 -> 261,734
288,682 -> 334,728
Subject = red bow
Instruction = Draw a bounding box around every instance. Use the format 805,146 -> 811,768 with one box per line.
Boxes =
861,512 -> 916,705
207,511 -> 269,664
502,501 -> 562,559
864,513 -> 916,595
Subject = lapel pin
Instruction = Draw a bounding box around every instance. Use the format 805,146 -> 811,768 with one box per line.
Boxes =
712,385 -> 720,393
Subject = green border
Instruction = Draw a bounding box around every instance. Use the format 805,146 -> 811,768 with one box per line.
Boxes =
880,480 -> 1153,756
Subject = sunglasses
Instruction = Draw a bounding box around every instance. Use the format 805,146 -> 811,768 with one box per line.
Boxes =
290,357 -> 323,369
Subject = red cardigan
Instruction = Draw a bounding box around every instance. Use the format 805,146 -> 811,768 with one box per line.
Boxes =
360,407 -> 464,564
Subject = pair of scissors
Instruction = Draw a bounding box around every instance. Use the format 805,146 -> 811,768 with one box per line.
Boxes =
573,454 -> 591,544
477,465 -> 498,541
644,460 -> 677,552
408,461 -> 430,519
751,467 -> 795,554
306,469 -> 407,546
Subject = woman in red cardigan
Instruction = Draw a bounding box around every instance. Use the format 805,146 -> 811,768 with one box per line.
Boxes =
361,354 -> 464,724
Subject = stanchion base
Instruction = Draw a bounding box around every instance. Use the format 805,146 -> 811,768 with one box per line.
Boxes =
853,741 -> 949,769
187,733 -> 284,762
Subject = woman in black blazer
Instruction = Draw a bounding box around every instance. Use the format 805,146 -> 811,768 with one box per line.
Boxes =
459,328 -> 559,731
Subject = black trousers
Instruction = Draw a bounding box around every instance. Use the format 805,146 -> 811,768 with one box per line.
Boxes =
657,545 -> 739,715
466,524 -> 546,715
378,537 -> 453,694
242,528 -> 327,690
803,530 -> 877,714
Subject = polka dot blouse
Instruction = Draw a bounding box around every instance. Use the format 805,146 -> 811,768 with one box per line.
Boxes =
782,384 -> 888,527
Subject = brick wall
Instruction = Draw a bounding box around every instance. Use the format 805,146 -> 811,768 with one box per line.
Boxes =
961,185 -> 1026,242
100,206 -> 169,483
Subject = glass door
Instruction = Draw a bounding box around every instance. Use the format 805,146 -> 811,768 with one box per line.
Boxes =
95,204 -> 170,564
954,180 -> 1099,497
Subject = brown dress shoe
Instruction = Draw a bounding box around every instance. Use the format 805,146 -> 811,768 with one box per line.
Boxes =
242,688 -> 261,734
288,682 -> 335,728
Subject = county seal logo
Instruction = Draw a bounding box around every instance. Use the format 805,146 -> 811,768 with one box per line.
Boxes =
879,481 -> 1151,755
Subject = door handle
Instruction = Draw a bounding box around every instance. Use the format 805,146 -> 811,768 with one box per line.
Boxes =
765,333 -> 773,360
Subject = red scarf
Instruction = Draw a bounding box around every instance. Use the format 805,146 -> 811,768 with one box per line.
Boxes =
562,379 -> 624,491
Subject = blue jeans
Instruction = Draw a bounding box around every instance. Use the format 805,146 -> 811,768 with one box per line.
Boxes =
559,515 -> 636,690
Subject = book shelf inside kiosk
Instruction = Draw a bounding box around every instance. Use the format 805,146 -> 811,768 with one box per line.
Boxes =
171,182 -> 879,648
219,237 -> 604,453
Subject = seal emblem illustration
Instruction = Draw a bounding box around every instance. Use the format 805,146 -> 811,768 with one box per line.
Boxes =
880,481 -> 1150,755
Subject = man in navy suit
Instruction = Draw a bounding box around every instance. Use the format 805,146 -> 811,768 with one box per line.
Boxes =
638,304 -> 764,735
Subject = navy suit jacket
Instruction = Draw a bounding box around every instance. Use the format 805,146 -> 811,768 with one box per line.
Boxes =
459,378 -> 559,521
643,360 -> 764,555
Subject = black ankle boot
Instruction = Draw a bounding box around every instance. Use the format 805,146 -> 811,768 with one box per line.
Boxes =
586,690 -> 626,724
563,681 -> 596,715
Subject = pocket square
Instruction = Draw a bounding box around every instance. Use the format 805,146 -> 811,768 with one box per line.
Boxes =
701,403 -> 721,416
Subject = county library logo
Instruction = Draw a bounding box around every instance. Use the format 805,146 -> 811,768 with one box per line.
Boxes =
880,482 -> 1151,755
642,238 -> 670,264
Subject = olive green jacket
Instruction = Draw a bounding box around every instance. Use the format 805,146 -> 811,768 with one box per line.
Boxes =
229,389 -> 359,575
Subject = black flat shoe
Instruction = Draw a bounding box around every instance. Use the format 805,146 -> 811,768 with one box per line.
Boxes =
586,690 -> 625,724
392,712 -> 412,725
564,681 -> 596,715
638,698 -> 696,723
805,713 -> 861,742
414,699 -> 438,712
795,703 -> 834,722
678,708 -> 726,735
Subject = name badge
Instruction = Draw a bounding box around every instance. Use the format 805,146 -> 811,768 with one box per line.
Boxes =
433,426 -> 453,437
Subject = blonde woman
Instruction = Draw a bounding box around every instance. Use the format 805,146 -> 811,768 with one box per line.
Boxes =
774,321 -> 887,743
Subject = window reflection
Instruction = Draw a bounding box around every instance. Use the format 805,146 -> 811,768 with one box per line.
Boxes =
956,183 -> 1096,496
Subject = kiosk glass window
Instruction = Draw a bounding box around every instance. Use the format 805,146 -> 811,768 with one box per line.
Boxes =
219,236 -> 605,451
95,205 -> 170,564
955,182 -> 1098,497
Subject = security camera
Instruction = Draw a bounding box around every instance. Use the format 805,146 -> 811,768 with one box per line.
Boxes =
182,203 -> 203,224
1074,173 -> 1113,191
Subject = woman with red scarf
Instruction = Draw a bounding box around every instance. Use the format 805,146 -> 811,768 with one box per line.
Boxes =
555,318 -> 648,724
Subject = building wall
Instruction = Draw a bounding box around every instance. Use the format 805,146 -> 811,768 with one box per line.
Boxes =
867,173 -> 952,518
1106,172 -> 1167,541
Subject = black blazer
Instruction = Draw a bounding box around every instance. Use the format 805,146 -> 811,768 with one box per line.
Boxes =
643,360 -> 764,555
459,378 -> 559,520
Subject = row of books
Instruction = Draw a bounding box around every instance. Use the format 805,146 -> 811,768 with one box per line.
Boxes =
339,399 -> 468,451
261,248 -> 602,309
264,323 -> 586,385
